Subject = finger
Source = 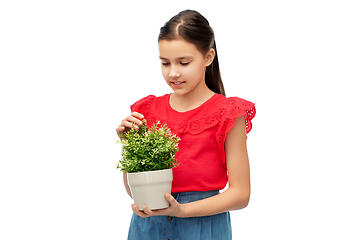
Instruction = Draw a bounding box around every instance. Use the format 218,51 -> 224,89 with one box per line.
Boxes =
131,112 -> 145,120
141,205 -> 170,217
117,120 -> 134,132
165,193 -> 177,206
125,115 -> 143,127
116,126 -> 125,133
132,204 -> 150,218
117,113 -> 144,133
119,117 -> 140,130
142,206 -> 154,215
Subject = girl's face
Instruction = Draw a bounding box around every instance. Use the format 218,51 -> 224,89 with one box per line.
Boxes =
159,39 -> 214,96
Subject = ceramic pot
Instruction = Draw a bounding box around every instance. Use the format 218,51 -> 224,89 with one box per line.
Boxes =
127,169 -> 173,210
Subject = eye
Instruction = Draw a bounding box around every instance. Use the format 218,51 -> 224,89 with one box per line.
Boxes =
180,62 -> 190,66
162,62 -> 170,66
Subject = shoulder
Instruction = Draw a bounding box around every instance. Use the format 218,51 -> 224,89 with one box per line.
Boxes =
130,94 -> 168,114
130,95 -> 155,113
221,96 -> 255,116
218,96 -> 256,134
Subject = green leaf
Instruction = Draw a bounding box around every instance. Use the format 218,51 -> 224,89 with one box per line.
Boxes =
116,120 -> 180,173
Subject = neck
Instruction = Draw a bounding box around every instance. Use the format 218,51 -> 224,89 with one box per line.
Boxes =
170,82 -> 215,112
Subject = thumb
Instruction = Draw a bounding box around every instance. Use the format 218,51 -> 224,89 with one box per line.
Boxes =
165,193 -> 177,205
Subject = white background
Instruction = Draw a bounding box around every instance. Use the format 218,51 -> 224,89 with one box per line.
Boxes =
1,0 -> 344,239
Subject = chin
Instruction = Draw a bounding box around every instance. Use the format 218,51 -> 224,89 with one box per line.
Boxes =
170,87 -> 186,94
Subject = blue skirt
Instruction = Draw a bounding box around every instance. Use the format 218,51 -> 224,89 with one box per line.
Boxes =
127,190 -> 232,240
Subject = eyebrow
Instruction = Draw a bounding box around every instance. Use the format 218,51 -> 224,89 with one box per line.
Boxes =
159,56 -> 194,61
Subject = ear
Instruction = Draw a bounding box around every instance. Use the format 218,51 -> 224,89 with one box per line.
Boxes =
205,48 -> 215,67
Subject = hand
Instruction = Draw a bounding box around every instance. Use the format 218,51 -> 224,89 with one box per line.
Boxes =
131,193 -> 183,218
116,112 -> 144,137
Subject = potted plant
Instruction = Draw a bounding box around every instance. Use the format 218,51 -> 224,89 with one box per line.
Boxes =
116,119 -> 180,210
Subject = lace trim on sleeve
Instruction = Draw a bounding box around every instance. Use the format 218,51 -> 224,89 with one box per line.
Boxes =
221,97 -> 256,134
217,97 -> 256,166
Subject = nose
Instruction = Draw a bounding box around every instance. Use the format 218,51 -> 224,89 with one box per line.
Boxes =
169,66 -> 180,79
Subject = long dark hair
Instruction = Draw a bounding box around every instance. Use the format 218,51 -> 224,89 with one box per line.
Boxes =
158,10 -> 226,96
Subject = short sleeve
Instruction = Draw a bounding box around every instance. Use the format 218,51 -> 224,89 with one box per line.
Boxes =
223,97 -> 256,134
130,95 -> 156,115
217,97 -> 256,166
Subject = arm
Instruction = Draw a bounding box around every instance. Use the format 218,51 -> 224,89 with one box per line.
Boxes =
123,172 -> 132,198
178,115 -> 250,217
133,116 -> 251,218
117,111 -> 144,198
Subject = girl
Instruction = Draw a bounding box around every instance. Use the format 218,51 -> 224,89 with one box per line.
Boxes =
116,10 -> 256,240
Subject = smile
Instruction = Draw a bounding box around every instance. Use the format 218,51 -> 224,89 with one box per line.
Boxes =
171,81 -> 186,85
171,81 -> 186,88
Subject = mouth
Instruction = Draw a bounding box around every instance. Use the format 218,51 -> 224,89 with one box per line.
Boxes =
171,81 -> 186,87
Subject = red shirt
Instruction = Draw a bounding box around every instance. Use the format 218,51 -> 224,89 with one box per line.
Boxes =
130,94 -> 256,193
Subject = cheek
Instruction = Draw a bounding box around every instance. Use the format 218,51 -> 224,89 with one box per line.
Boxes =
183,64 -> 205,80
161,67 -> 169,80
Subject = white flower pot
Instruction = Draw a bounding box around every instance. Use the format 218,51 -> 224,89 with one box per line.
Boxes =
127,169 -> 173,211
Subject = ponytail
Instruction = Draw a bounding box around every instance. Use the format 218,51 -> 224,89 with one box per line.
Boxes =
205,41 -> 226,96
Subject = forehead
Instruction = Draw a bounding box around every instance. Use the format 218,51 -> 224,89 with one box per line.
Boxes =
159,39 -> 203,60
